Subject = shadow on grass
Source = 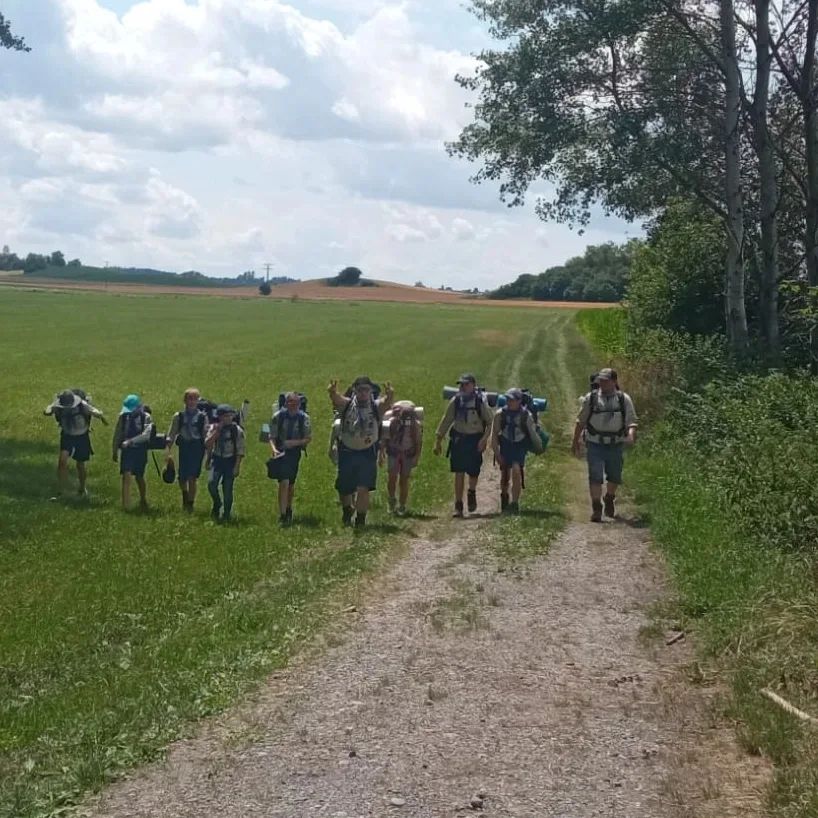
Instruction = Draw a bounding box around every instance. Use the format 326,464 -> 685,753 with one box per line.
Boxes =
516,508 -> 565,521
0,437 -> 56,502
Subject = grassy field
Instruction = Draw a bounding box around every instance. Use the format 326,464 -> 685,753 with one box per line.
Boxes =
0,290 -> 596,818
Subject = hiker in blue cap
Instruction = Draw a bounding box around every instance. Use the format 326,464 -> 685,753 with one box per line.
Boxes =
205,404 -> 246,523
491,388 -> 539,513
112,394 -> 153,511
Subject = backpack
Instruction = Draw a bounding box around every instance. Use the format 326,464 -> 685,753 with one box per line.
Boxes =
174,408 -> 208,447
453,390 -> 488,427
586,390 -> 627,442
135,405 -> 168,450
339,394 -> 382,445
53,388 -> 92,428
275,409 -> 307,447
278,392 -> 308,414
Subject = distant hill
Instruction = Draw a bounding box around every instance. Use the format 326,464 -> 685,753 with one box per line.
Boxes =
22,265 -> 297,289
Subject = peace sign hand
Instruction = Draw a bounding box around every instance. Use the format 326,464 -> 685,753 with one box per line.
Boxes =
328,380 -> 338,396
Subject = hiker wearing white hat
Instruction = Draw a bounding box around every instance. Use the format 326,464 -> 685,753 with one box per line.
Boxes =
44,388 -> 107,499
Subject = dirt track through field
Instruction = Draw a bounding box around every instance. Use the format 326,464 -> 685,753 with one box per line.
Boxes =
83,457 -> 767,818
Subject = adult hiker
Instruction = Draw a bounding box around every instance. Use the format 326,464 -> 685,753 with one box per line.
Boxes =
205,404 -> 246,523
572,368 -> 638,522
491,387 -> 540,514
165,387 -> 209,512
329,376 -> 394,528
381,400 -> 423,516
43,388 -> 107,499
434,373 -> 493,517
269,391 -> 312,526
112,394 -> 153,511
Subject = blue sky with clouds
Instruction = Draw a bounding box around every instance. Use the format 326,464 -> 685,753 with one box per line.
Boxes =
0,0 -> 634,288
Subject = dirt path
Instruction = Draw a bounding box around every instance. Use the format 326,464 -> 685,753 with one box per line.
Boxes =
82,460 -> 767,818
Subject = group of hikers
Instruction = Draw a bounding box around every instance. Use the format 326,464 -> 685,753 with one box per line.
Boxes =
43,369 -> 637,526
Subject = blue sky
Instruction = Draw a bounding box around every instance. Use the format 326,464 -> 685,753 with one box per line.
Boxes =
0,0 -> 633,287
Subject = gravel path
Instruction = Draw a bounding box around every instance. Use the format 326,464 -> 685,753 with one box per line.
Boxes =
83,465 -> 768,818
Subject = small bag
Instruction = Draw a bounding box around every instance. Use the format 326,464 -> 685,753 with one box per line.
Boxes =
266,454 -> 287,480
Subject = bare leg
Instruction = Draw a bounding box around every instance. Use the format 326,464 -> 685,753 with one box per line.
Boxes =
511,464 -> 523,503
287,483 -> 295,508
399,475 -> 410,508
606,481 -> 620,498
76,461 -> 88,494
468,475 -> 479,492
589,482 -> 603,502
278,480 -> 289,516
57,451 -> 71,494
356,488 -> 370,513
187,478 -> 197,504
454,473 -> 465,504
136,476 -> 148,509
387,471 -> 398,502
121,473 -> 131,509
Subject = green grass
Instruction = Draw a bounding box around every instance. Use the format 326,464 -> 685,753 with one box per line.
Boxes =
0,290 -> 594,817
575,307 -> 626,357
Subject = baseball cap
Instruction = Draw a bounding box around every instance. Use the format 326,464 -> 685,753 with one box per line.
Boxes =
457,373 -> 476,384
504,387 -> 524,401
353,376 -> 374,388
216,403 -> 236,416
596,368 -> 617,381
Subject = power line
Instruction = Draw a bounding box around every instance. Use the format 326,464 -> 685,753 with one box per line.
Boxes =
263,262 -> 273,282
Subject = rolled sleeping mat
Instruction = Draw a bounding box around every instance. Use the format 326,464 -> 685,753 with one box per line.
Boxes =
442,386 -> 499,407
383,405 -> 424,422
259,423 -> 271,443
496,394 -> 548,412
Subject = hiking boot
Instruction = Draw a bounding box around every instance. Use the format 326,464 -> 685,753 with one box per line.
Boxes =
354,512 -> 367,529
139,500 -> 149,513
467,490 -> 478,513
500,493 -> 509,512
184,500 -> 194,513
279,513 -> 288,526
77,488 -> 89,500
285,507 -> 293,524
508,501 -> 520,514
397,505 -> 407,517
603,493 -> 616,519
591,500 -> 603,523
388,496 -> 398,513
342,506 -> 355,527
211,504 -> 221,521
453,501 -> 464,518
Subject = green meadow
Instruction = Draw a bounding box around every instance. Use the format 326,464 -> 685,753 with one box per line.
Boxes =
0,289 -> 595,817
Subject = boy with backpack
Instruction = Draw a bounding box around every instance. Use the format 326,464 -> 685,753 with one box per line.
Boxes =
165,387 -> 209,512
205,404 -> 246,523
572,368 -> 638,522
434,373 -> 494,517
329,376 -> 394,528
112,394 -> 153,511
269,391 -> 312,525
381,400 -> 423,515
491,388 -> 540,513
44,388 -> 107,499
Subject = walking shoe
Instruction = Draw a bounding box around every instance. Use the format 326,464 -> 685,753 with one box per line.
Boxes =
77,488 -> 89,500
467,490 -> 478,513
603,493 -> 616,519
397,505 -> 407,516
279,513 -> 288,526
388,495 -> 398,513
342,506 -> 355,527
354,512 -> 367,528
508,501 -> 520,514
211,504 -> 221,521
139,500 -> 149,513
285,507 -> 293,524
453,501 -> 465,518
184,500 -> 194,513
591,501 -> 603,523
500,493 -> 509,512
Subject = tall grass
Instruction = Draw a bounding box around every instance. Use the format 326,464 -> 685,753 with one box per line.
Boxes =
577,307 -> 818,817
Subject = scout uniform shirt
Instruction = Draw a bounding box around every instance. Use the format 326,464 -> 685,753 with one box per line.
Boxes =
272,409 -> 312,447
577,390 -> 638,444
436,393 -> 494,439
490,408 -> 539,446
167,409 -> 208,444
211,424 -> 246,459
339,397 -> 381,451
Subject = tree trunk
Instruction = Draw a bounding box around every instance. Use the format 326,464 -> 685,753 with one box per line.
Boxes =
752,0 -> 780,358
804,0 -> 818,285
721,0 -> 749,354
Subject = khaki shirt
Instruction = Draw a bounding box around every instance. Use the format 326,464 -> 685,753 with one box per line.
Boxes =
45,400 -> 104,436
208,423 -> 246,459
167,410 -> 208,444
577,390 -> 637,443
436,395 -> 494,439
491,408 -> 538,446
271,409 -> 312,444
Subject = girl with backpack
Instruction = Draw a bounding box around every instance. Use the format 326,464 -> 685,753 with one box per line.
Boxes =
165,387 -> 209,512
381,401 -> 423,516
491,388 -> 540,513
112,394 -> 153,511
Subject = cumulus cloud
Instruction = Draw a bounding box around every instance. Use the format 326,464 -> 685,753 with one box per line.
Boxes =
451,217 -> 476,241
145,172 -> 204,239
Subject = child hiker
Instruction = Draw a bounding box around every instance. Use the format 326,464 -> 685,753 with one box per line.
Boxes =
381,400 -> 422,515
165,388 -> 209,512
491,388 -> 539,513
205,404 -> 245,523
112,394 -> 153,511
269,392 -> 312,525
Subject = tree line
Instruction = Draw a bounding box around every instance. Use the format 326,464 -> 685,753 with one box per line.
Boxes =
450,0 -> 818,363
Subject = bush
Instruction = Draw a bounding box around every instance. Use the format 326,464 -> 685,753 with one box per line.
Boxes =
258,282 -> 272,296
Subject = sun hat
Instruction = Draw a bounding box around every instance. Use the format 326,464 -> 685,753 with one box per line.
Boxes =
352,376 -> 374,389
457,373 -> 476,384
120,394 -> 141,414
57,389 -> 81,409
394,400 -> 416,412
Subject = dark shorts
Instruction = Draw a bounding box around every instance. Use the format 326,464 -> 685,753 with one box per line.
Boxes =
449,432 -> 484,477
587,442 -> 624,484
60,432 -> 93,463
499,437 -> 528,468
178,441 -> 206,482
275,448 -> 302,484
336,445 -> 377,496
120,446 -> 148,477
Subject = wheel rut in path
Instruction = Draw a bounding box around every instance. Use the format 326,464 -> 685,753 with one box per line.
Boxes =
85,463 -> 768,818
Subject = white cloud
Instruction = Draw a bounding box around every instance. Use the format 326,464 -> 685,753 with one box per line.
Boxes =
145,172 -> 204,240
451,217 -> 476,241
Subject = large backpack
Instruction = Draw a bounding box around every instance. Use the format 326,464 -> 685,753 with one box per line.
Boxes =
53,388 -> 92,430
133,405 -> 168,450
274,409 -> 308,447
586,390 -> 627,442
453,390 -> 488,427
339,390 -> 382,446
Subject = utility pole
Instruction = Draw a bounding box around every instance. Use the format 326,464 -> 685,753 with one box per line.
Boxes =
263,262 -> 273,282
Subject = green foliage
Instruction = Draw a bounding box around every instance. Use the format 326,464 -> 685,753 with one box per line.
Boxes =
327,267 -> 365,287
258,281 -> 272,296
0,12 -> 29,52
23,253 -> 48,273
492,242 -> 635,302
575,309 -> 626,357
0,247 -> 22,271
0,291 -> 588,817
49,251 -> 66,268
